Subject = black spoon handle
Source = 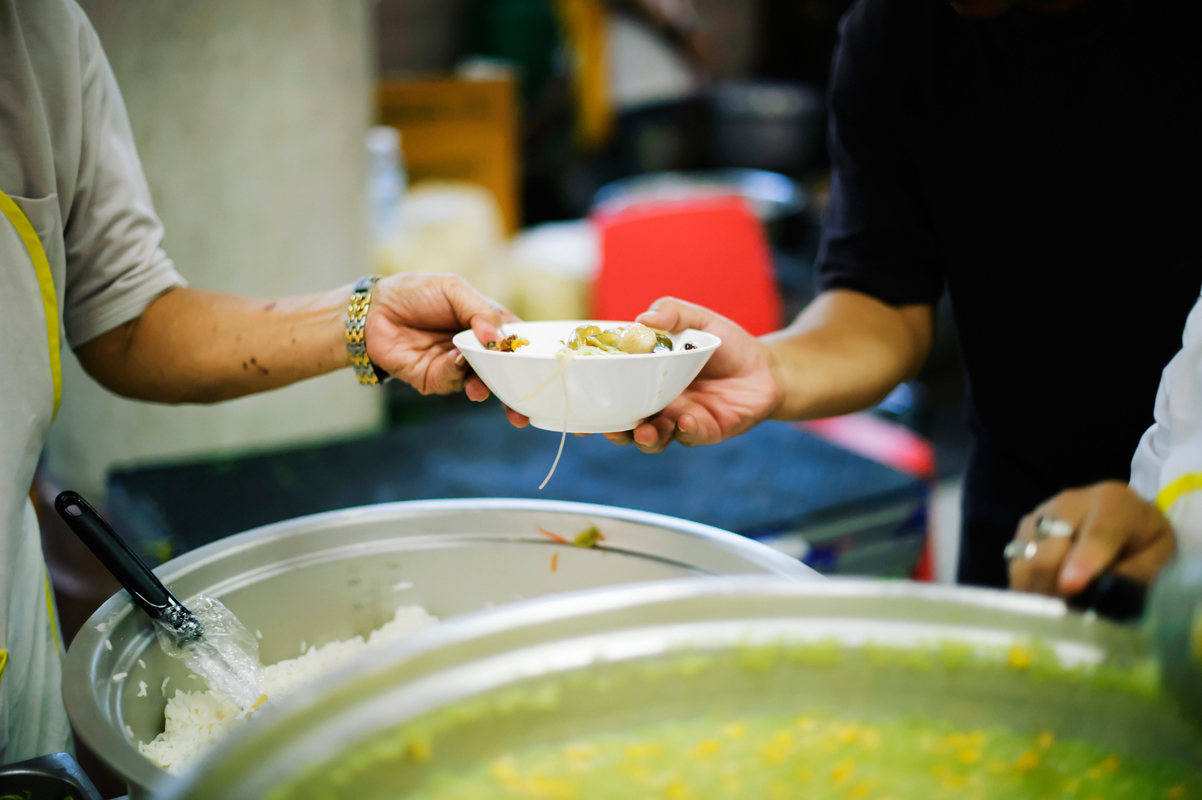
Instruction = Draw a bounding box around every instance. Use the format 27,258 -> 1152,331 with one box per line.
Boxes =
1067,573 -> 1147,623
54,490 -> 193,626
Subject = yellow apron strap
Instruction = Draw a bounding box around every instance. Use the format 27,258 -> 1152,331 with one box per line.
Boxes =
1155,471 -> 1202,514
0,189 -> 62,419
45,571 -> 62,657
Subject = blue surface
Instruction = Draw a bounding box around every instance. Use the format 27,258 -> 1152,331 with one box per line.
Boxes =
107,404 -> 925,565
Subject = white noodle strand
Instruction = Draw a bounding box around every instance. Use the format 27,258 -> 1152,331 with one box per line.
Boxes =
519,350 -> 577,404
539,377 -> 569,490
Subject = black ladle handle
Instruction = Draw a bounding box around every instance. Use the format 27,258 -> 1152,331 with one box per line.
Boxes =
1067,573 -> 1147,623
54,490 -> 198,634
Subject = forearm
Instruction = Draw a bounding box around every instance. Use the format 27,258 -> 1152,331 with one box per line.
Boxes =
76,285 -> 353,403
763,289 -> 933,421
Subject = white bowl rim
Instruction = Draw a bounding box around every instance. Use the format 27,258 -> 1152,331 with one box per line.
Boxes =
453,320 -> 722,359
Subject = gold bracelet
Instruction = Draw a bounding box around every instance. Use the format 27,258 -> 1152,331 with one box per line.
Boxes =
345,276 -> 388,385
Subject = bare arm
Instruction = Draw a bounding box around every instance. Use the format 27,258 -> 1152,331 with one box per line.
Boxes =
764,289 -> 934,421
76,273 -> 511,404
77,286 -> 350,403
588,289 -> 934,452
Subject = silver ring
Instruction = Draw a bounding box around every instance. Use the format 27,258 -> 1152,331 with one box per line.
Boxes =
1035,516 -> 1075,541
1004,539 -> 1039,561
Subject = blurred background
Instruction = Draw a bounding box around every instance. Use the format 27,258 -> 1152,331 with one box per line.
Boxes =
36,0 -> 971,664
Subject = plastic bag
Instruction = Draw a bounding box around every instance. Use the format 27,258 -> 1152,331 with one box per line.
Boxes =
155,596 -> 265,710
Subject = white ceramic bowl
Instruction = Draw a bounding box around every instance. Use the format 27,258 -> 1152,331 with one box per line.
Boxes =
454,320 -> 721,433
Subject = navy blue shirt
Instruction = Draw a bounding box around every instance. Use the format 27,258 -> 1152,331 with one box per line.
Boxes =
816,0 -> 1202,586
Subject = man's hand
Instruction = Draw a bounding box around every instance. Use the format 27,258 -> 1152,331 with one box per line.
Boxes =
601,298 -> 783,453
502,290 -> 932,443
366,273 -> 515,401
1009,481 -> 1177,597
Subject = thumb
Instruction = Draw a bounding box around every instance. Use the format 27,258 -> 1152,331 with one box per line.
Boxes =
637,297 -> 720,334
469,313 -> 503,347
444,279 -> 506,345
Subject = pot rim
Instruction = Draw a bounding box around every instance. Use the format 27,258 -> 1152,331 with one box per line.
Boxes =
159,575 -> 1125,800
62,498 -> 814,793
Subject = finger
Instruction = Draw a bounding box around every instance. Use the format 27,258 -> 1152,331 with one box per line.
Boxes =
631,421 -> 661,448
1057,515 -> 1133,597
464,375 -> 491,402
636,297 -> 719,334
424,349 -> 466,395
634,417 -> 676,454
504,405 -> 530,428
442,277 -> 506,344
1006,488 -> 1093,594
1022,537 -> 1074,597
673,408 -> 725,447
496,303 -> 521,325
1008,512 -> 1040,591
604,431 -> 634,446
1112,534 -> 1178,586
468,314 -> 502,346
1059,486 -> 1175,593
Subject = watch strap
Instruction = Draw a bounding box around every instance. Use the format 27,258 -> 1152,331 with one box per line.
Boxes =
346,276 -> 390,385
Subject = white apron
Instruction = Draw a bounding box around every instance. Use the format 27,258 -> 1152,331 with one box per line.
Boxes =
1131,292 -> 1202,554
1,0 -> 187,759
0,189 -> 73,762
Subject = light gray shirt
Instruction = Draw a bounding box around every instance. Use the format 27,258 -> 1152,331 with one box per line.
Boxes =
0,0 -> 185,752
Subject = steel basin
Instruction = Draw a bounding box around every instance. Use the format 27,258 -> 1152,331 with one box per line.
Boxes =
61,499 -> 814,797
159,577 -> 1202,799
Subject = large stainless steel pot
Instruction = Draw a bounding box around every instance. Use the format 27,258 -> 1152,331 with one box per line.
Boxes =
159,577 -> 1202,800
61,499 -> 813,797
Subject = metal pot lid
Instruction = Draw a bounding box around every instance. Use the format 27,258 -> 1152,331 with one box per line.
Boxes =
159,576 -> 1199,800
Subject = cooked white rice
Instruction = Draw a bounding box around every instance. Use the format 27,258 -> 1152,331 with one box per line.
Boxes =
137,605 -> 438,774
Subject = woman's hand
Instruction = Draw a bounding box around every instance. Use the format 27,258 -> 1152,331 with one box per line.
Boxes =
366,273 -> 515,400
1009,481 -> 1177,597
77,273 -> 513,404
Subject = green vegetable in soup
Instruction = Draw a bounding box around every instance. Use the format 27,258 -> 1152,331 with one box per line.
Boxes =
593,329 -> 621,348
561,324 -> 673,355
406,711 -> 1199,800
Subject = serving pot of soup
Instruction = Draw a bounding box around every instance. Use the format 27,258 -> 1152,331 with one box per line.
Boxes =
61,499 -> 814,798
160,577 -> 1202,800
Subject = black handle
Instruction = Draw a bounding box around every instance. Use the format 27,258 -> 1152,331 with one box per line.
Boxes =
54,491 -> 195,630
1067,573 -> 1147,622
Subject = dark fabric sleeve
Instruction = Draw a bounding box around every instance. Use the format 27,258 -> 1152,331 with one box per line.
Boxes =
815,0 -> 943,307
